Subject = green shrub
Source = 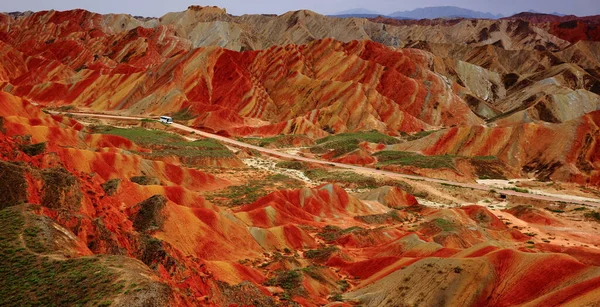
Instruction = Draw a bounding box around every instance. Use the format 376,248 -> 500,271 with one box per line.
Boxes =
505,187 -> 529,193
275,161 -> 305,170
101,179 -> 121,196
0,161 -> 28,209
304,246 -> 339,262
584,211 -> 600,222
265,270 -> 303,291
132,195 -> 167,232
41,168 -> 82,211
170,108 -> 197,120
432,218 -> 457,232
374,151 -> 455,169
130,176 -> 160,186
311,131 -> 400,157
304,169 -> 378,188
317,226 -> 365,242
20,142 -> 47,156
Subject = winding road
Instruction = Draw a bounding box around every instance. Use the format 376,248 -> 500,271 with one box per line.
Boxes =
61,112 -> 600,207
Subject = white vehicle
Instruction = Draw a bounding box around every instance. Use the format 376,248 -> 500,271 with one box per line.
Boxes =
159,116 -> 173,124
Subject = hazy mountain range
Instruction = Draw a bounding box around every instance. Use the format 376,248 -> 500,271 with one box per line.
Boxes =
390,6 -> 503,19
332,6 -> 567,19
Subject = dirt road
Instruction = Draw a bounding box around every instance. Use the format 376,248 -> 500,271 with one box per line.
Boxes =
61,112 -> 600,207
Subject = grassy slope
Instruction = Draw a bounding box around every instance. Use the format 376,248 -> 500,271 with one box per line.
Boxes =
91,126 -> 234,158
311,131 -> 401,157
0,207 -> 124,306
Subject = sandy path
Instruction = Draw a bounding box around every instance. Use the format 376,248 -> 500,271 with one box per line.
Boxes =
57,112 -> 600,207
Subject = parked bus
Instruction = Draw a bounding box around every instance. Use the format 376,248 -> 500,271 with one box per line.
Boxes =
159,116 -> 173,124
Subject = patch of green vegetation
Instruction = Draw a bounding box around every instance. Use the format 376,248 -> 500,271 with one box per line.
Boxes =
268,174 -> 303,186
23,226 -> 47,253
331,293 -> 344,302
218,280 -> 277,306
41,168 -> 82,211
337,279 -> 350,292
317,225 -> 343,242
240,134 -> 312,148
170,108 -> 197,121
0,161 -> 28,209
205,174 -> 303,207
275,161 -> 305,170
130,176 -> 160,186
304,169 -> 378,188
544,207 -> 564,213
432,218 -> 457,232
101,179 -> 121,196
300,266 -> 327,283
207,183 -> 267,207
54,105 -> 75,112
132,195 -> 167,232
264,270 -> 306,300
471,156 -> 498,161
573,207 -> 587,211
90,126 -> 183,145
0,207 -> 123,307
374,151 -> 456,169
311,131 -> 400,157
304,246 -> 339,262
90,126 -> 234,160
317,225 -> 366,243
355,210 -> 404,224
584,211 -> 600,222
138,235 -> 178,271
19,142 -> 46,156
504,187 -> 529,193
471,156 -> 507,180
316,131 -> 400,145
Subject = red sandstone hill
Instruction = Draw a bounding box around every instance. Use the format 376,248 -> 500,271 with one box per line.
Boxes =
387,111 -> 600,185
0,11 -> 488,136
1,93 -> 599,306
505,12 -> 600,43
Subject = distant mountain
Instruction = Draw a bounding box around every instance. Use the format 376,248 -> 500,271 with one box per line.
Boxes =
335,8 -> 381,15
521,9 -> 565,17
521,9 -> 565,16
332,8 -> 411,19
331,14 -> 390,19
331,13 -> 413,20
390,6 -> 503,19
